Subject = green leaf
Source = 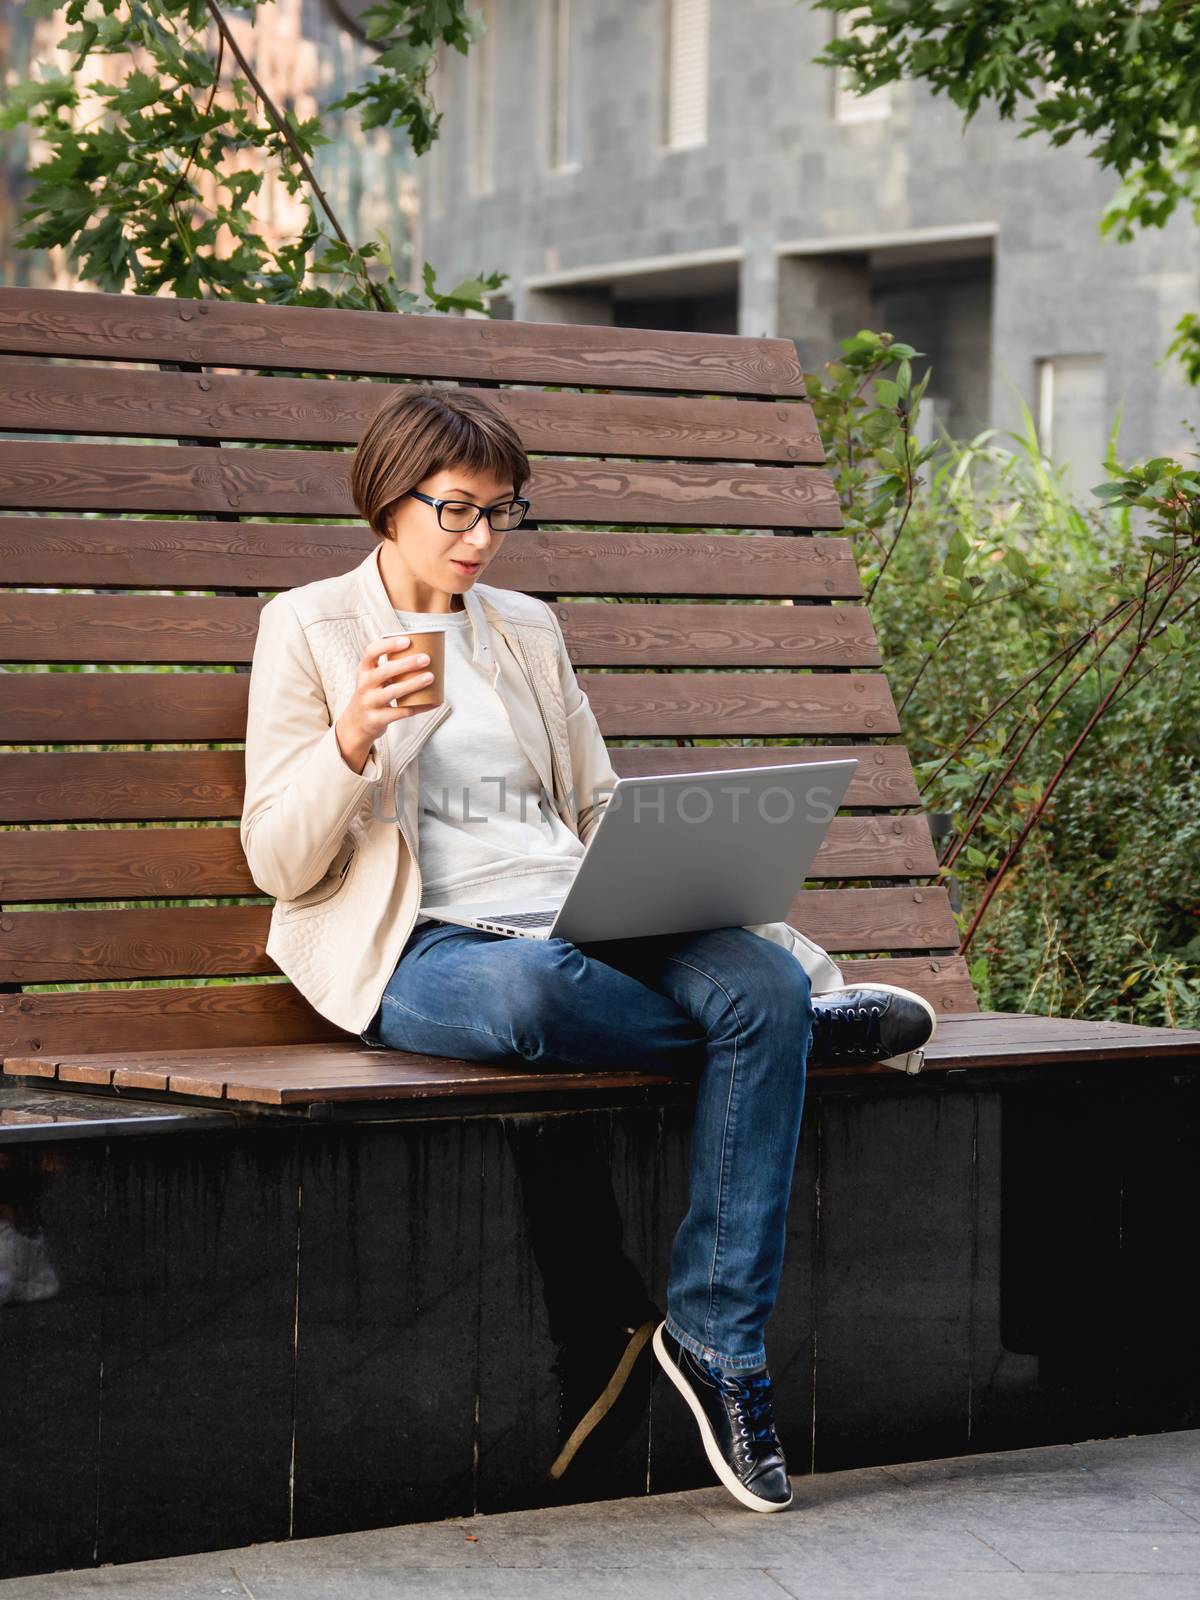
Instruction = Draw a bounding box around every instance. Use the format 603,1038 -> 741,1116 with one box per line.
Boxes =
1004,547 -> 1034,579
68,18 -> 100,69
110,68 -> 161,111
0,71 -> 77,128
861,409 -> 898,445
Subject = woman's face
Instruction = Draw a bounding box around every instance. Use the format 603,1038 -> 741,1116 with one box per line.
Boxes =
384,465 -> 515,606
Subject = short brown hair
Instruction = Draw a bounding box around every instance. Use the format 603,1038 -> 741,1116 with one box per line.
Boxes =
351,383 -> 531,540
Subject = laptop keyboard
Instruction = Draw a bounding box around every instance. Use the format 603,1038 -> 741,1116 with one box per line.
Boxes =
483,909 -> 558,927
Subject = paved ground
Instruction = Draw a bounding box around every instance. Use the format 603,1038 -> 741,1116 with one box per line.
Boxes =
5,1429 -> 1200,1598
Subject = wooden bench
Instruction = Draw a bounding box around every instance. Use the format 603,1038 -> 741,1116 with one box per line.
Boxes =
3,284 -> 1196,1103
2,287 -> 1199,1578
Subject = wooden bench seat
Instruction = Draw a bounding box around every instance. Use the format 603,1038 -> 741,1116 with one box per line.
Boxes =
4,1011 -> 1199,1110
1,283 -> 1196,1090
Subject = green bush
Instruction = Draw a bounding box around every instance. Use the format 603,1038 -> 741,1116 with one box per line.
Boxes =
808,331 -> 1200,1027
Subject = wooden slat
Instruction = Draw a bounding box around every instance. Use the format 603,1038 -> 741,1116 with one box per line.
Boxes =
69,1051 -> 685,1103
2,594 -> 261,665
0,888 -> 959,984
0,442 -> 843,529
836,956 -> 977,1014
0,672 -> 250,743
0,905 -> 276,983
0,362 -> 824,461
0,594 -> 880,667
0,671 -> 900,742
0,519 -> 861,596
0,286 -> 807,395
930,1013 -> 1200,1061
0,750 -> 248,821
1,825 -> 252,900
609,745 -> 919,804
0,959 -> 975,1061
794,886 -> 959,951
535,601 -> 882,667
0,815 -> 937,902
0,982 -> 349,1058
581,673 -> 900,737
0,744 -> 923,822
7,1010 -> 1198,1106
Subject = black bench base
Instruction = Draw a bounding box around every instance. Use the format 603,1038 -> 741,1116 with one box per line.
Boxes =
1,1062 -> 1197,1579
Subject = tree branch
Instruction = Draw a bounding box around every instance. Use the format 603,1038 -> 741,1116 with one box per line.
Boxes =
204,0 -> 388,311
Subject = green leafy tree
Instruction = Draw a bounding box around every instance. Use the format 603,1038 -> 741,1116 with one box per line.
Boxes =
812,0 -> 1200,383
0,0 -> 505,311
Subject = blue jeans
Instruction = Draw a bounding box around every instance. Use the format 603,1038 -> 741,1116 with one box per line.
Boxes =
360,919 -> 814,1371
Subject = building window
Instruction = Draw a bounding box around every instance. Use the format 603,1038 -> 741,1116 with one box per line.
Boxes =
546,0 -> 578,172
467,0 -> 495,196
832,8 -> 891,124
662,0 -> 708,150
1037,355 -> 1108,494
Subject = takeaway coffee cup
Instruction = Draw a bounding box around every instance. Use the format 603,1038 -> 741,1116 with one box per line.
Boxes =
378,629 -> 446,710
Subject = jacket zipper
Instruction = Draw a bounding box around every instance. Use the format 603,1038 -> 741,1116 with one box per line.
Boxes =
363,634 -> 559,1034
389,697 -> 454,867
512,627 -> 568,824
293,703 -> 451,918
281,837 -> 357,916
360,697 -> 454,1036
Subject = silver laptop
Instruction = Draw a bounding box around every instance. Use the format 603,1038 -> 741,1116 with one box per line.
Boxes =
418,757 -> 858,943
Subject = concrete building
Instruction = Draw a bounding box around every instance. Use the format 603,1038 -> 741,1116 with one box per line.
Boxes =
415,0 -> 1199,486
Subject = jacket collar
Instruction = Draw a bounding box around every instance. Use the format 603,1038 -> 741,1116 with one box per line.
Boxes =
353,539 -> 498,675
350,541 -> 554,801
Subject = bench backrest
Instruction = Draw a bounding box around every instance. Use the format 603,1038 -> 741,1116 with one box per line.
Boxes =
0,286 -> 974,1059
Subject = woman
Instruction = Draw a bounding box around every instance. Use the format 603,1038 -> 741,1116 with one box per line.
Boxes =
240,384 -> 936,1514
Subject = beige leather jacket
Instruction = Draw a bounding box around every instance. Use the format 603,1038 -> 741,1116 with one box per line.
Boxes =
240,542 -> 845,1037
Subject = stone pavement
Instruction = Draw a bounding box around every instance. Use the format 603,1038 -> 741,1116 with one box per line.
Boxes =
5,1429 -> 1199,1599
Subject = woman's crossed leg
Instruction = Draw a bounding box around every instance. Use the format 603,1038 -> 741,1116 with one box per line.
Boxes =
362,920 -> 814,1368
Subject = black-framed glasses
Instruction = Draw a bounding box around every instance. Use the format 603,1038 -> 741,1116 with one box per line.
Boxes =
407,489 -> 530,532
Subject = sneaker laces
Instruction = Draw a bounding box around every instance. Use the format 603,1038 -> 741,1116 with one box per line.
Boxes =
811,995 -> 886,1062
706,1364 -> 781,1460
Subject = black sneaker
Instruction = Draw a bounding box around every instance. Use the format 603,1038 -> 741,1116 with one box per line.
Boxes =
807,983 -> 936,1074
547,1310 -> 659,1481
652,1321 -> 792,1512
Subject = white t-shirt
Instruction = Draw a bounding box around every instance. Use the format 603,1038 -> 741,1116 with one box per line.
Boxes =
393,606 -> 585,926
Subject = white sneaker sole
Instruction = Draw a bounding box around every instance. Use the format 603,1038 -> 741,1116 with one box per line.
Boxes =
651,1322 -> 793,1513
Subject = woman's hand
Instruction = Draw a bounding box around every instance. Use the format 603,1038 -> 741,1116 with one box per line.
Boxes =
335,633 -> 437,773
